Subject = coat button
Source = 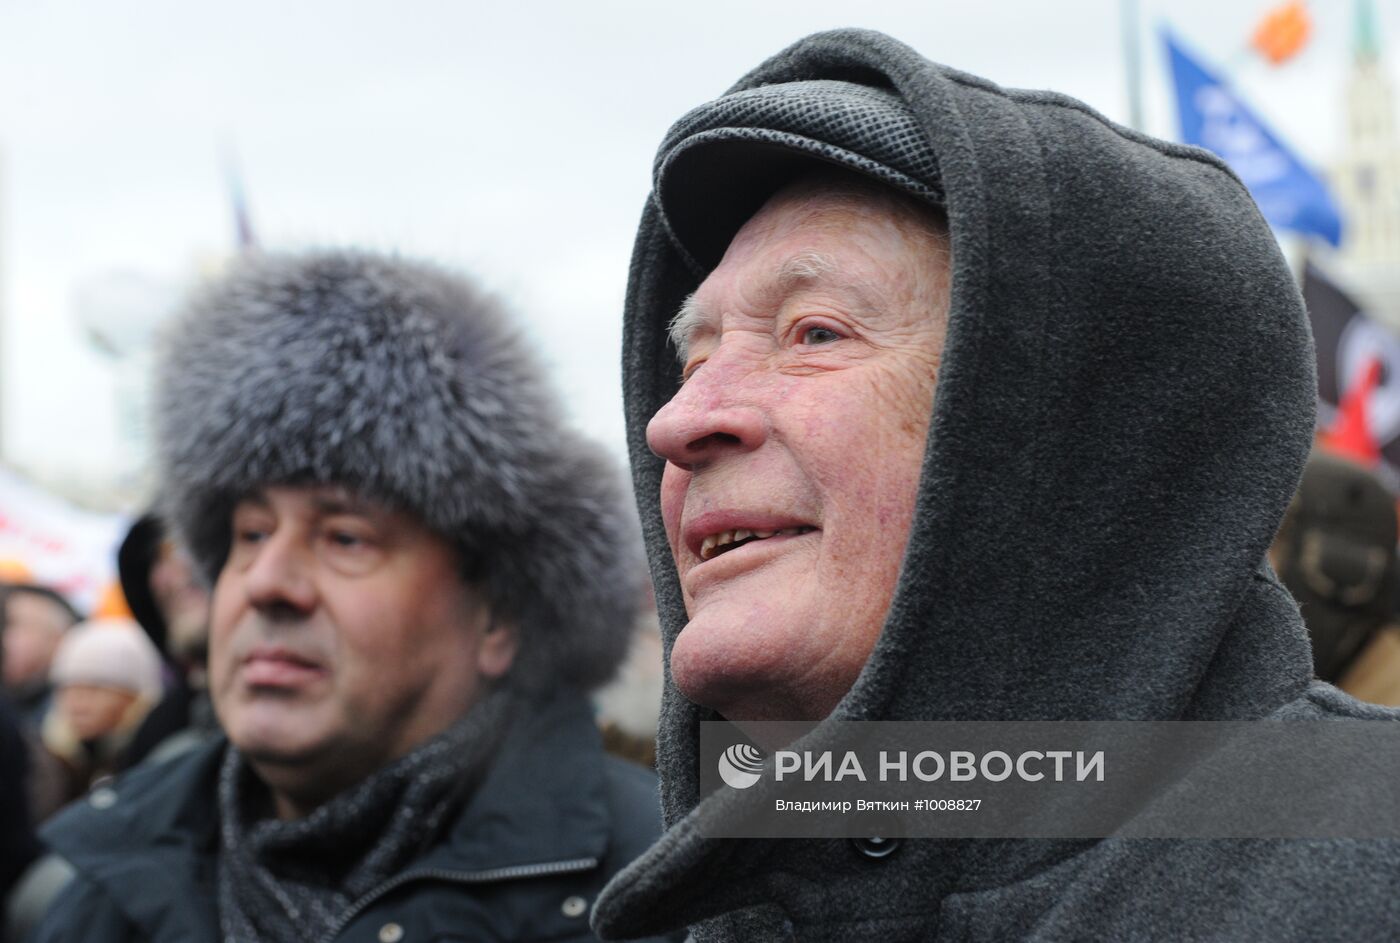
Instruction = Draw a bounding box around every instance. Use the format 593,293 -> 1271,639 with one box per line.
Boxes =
560,895 -> 588,918
378,923 -> 404,943
852,835 -> 900,859
89,787 -> 118,810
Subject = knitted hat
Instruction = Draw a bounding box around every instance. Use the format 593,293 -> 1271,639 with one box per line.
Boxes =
153,250 -> 642,694
50,619 -> 163,699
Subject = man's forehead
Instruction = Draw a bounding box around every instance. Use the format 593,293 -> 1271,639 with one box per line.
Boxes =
238,484 -> 388,517
720,249 -> 839,305
669,193 -> 935,359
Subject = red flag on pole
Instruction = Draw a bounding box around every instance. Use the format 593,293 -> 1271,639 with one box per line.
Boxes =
1303,262 -> 1400,484
1320,356 -> 1384,464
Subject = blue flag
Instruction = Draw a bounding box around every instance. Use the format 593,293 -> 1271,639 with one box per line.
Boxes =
1164,30 -> 1342,246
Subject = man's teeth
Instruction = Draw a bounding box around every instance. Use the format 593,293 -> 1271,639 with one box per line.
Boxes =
699,527 -> 809,561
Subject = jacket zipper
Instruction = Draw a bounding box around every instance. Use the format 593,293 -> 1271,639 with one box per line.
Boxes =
315,856 -> 600,943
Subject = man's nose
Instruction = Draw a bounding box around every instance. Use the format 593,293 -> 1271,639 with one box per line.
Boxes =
646,354 -> 769,472
242,532 -> 318,617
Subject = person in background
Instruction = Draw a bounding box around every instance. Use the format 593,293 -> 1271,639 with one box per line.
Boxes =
593,583 -> 664,768
1272,449 -> 1400,705
34,619 -> 163,818
0,586 -> 81,729
0,686 -> 38,912
115,512 -> 217,767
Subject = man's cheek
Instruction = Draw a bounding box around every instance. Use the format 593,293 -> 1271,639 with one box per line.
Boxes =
206,600 -> 239,683
658,466 -> 689,558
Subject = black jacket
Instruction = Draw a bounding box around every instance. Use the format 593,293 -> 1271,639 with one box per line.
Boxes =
0,695 -> 37,904
30,696 -> 671,943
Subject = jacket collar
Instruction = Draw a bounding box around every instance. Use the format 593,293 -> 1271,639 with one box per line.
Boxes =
42,694 -> 612,937
410,693 -> 612,874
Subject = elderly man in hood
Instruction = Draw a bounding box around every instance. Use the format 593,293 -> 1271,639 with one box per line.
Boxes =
594,28 -> 1400,943
24,251 -> 670,943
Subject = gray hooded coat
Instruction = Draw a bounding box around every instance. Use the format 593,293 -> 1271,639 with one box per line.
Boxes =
592,29 -> 1400,942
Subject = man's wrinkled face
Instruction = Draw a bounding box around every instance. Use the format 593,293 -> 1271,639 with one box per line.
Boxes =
210,484 -> 516,809
647,177 -> 949,722
3,591 -> 73,690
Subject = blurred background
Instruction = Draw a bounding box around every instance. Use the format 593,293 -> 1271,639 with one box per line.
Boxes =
0,0 -> 1396,655
0,2 -> 1388,490
4,7 -> 1400,912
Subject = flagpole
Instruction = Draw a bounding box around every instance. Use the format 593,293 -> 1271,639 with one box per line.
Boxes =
1122,0 -> 1144,131
220,140 -> 257,252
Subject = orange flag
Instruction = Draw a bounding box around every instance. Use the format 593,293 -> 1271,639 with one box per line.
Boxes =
1252,1 -> 1312,65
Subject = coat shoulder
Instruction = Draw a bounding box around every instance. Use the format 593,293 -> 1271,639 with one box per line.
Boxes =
41,736 -> 223,858
23,741 -> 225,943
24,870 -> 140,943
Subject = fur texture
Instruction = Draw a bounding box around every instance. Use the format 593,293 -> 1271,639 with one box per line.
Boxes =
154,249 -> 641,693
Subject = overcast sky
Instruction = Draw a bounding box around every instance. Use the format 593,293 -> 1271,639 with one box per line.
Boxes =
0,0 -> 1390,500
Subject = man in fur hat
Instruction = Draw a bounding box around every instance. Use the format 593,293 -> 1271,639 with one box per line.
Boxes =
22,251 -> 668,943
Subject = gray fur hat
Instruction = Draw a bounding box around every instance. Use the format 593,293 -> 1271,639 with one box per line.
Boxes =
153,249 -> 642,693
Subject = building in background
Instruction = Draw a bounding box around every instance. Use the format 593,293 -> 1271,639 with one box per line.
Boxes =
1328,0 -> 1400,327
71,268 -> 181,494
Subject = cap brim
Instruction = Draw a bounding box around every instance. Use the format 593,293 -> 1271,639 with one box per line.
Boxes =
660,139 -> 846,273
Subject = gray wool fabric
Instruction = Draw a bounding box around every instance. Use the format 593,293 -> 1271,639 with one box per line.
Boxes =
594,28 -> 1400,942
153,249 -> 641,694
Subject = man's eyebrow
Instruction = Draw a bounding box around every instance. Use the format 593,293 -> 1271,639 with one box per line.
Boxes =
667,252 -> 841,363
774,250 -> 835,290
311,492 -> 377,517
667,293 -> 711,363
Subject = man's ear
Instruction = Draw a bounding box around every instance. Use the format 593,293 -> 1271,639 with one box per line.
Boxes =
477,619 -> 519,680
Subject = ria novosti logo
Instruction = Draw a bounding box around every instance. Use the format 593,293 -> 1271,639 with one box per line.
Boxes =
718,743 -> 766,789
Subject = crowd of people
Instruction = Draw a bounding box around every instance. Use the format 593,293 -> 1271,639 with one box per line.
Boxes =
1,25 -> 1399,943
0,512 -> 219,905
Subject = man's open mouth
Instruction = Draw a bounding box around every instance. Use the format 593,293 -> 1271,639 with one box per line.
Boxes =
699,526 -> 816,561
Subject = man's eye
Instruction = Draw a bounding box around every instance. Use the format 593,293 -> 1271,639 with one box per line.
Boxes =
799,325 -> 843,345
319,526 -> 384,575
235,529 -> 267,545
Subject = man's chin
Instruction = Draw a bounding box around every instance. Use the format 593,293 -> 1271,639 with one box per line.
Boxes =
223,701 -> 336,768
231,730 -> 329,769
671,617 -> 747,703
672,623 -> 800,721
235,734 -> 372,819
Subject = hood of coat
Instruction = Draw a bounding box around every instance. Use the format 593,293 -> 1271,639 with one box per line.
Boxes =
597,27 -> 1316,937
117,513 -> 168,654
